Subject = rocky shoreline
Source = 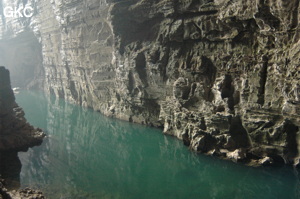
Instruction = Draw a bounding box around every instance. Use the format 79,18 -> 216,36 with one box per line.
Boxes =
0,67 -> 45,151
0,178 -> 44,199
0,66 -> 45,199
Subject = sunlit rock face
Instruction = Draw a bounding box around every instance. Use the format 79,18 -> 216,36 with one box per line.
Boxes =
109,0 -> 300,165
0,0 -> 299,165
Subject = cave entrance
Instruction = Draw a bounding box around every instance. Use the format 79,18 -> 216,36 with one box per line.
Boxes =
135,52 -> 148,87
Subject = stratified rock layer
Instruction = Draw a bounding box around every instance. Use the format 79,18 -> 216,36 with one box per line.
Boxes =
0,0 -> 299,165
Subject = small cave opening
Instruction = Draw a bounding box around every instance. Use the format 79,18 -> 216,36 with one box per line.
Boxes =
201,56 -> 217,76
198,56 -> 217,102
284,121 -> 299,159
229,116 -> 251,149
200,117 -> 207,131
221,75 -> 233,98
135,53 -> 148,87
128,70 -> 135,93
181,86 -> 191,100
257,58 -> 268,105
221,74 -> 235,111
190,83 -> 197,96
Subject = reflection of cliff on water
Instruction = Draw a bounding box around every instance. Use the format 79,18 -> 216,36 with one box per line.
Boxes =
17,91 -> 300,199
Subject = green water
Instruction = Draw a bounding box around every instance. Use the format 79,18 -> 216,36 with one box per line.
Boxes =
16,91 -> 300,199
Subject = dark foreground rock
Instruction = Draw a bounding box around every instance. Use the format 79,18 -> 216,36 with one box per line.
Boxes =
1,178 -> 44,199
0,153 -> 45,199
0,66 -> 45,151
0,66 -> 45,198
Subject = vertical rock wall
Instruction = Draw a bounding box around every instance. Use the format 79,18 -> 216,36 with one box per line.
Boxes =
0,0 -> 299,165
36,0 -> 115,107
108,0 -> 300,165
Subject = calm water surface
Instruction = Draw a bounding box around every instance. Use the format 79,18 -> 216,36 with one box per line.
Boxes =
16,91 -> 300,199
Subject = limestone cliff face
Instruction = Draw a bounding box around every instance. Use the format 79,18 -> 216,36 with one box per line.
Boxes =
109,0 -> 300,165
0,0 -> 299,165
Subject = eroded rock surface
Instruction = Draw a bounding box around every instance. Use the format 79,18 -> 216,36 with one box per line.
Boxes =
0,0 -> 299,165
0,66 -> 45,198
0,178 -> 45,199
0,66 -> 45,151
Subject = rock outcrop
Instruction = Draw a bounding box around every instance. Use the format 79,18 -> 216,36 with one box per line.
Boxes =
0,66 -> 45,198
0,0 -> 299,165
0,66 -> 45,152
1,178 -> 45,199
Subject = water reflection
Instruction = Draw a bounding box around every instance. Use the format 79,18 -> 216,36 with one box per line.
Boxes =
16,91 -> 300,199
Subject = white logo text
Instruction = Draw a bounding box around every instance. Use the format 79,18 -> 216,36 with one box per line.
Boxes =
3,6 -> 34,18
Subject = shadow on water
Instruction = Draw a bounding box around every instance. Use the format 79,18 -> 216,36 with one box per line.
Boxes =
15,90 -> 300,199
0,151 -> 21,190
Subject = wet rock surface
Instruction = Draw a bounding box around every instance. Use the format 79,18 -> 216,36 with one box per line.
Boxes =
0,0 -> 299,165
0,178 -> 44,199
